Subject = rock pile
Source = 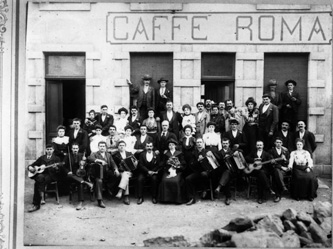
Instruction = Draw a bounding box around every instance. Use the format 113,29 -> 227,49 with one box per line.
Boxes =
143,201 -> 332,247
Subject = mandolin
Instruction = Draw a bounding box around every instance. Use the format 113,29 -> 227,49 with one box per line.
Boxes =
243,157 -> 285,174
28,162 -> 64,178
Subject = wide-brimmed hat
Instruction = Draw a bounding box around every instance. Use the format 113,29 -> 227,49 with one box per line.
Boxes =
229,118 -> 239,125
167,138 -> 178,146
267,79 -> 277,86
157,77 -> 168,84
245,97 -> 257,107
262,93 -> 272,99
285,79 -> 297,86
142,74 -> 152,80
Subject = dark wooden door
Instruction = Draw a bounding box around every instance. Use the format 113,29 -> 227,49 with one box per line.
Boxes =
203,81 -> 234,104
130,53 -> 173,104
264,53 -> 308,122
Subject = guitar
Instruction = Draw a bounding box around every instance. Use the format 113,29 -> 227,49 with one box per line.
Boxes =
243,157 -> 285,174
28,162 -> 64,178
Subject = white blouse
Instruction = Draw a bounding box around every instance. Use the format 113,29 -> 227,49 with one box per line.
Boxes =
203,132 -> 222,151
123,135 -> 137,153
288,150 -> 313,168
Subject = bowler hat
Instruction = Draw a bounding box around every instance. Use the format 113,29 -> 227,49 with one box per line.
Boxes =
268,79 -> 277,86
157,77 -> 168,84
167,138 -> 178,146
285,79 -> 297,86
142,74 -> 152,80
262,93 -> 272,99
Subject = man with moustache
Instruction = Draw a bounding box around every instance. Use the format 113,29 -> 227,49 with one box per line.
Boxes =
273,121 -> 295,152
68,118 -> 88,153
294,121 -> 317,157
96,105 -> 114,136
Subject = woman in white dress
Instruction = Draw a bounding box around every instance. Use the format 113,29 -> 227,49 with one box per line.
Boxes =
203,122 -> 222,153
122,125 -> 137,153
114,107 -> 129,135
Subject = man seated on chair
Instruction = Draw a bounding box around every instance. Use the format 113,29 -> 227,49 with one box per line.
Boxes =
185,138 -> 213,205
214,137 -> 242,205
27,144 -> 62,212
64,143 -> 93,210
136,142 -> 161,205
268,137 -> 291,203
245,140 -> 275,204
112,140 -> 135,205
88,141 -> 118,208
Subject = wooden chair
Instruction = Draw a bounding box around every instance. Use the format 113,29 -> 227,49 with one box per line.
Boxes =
44,181 -> 60,204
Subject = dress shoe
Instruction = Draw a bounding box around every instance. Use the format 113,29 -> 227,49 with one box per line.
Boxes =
201,191 -> 207,199
308,197 -> 314,202
186,198 -> 196,205
98,200 -> 106,208
274,196 -> 281,203
257,198 -> 263,204
152,198 -> 157,204
76,202 -> 83,210
123,196 -> 130,205
40,200 -> 46,205
137,198 -> 144,205
214,185 -> 221,195
28,205 -> 40,212
115,189 -> 123,199
225,197 -> 231,206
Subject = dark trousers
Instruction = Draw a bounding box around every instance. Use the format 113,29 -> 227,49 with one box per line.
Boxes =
67,174 -> 84,201
185,171 -> 209,200
139,104 -> 148,120
250,169 -> 271,199
218,169 -> 233,198
136,172 -> 159,198
258,127 -> 273,150
32,173 -> 53,206
271,168 -> 287,197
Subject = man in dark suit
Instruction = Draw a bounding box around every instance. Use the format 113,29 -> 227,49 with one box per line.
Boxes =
160,100 -> 182,139
27,144 -> 62,212
96,105 -> 114,136
127,105 -> 142,136
63,143 -> 93,210
273,121 -> 295,152
279,79 -> 302,132
136,142 -> 161,204
88,141 -> 118,208
294,121 -> 317,157
68,118 -> 88,153
134,125 -> 154,158
268,137 -> 290,203
258,93 -> 279,150
245,140 -> 275,204
223,118 -> 247,151
155,77 -> 172,116
155,120 -> 177,156
128,74 -> 155,120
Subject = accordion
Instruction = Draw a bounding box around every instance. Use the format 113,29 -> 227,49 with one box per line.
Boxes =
224,151 -> 247,172
120,156 -> 138,172
199,156 -> 218,172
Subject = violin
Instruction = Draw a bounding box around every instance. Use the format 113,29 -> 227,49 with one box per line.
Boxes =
76,151 -> 87,177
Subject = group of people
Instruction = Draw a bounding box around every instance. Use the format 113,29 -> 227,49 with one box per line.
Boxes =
27,75 -> 318,212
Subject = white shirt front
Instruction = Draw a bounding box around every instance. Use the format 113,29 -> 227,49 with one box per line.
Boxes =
262,104 -> 269,113
146,151 -> 153,162
282,130 -> 288,137
74,129 -> 79,139
257,150 -> 263,158
140,135 -> 147,143
160,87 -> 165,95
143,85 -> 149,93
167,111 -> 173,121
232,130 -> 238,138
299,131 -> 305,139
120,151 -> 127,159
276,148 -> 282,155
101,115 -> 106,122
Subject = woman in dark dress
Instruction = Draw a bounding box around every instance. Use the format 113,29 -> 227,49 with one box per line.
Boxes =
288,138 -> 318,201
180,125 -> 196,177
52,125 -> 70,161
242,97 -> 259,155
158,138 -> 187,204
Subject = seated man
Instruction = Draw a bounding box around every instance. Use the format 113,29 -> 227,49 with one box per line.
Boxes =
27,144 -> 63,212
214,137 -> 242,205
185,138 -> 212,205
245,140 -> 275,204
268,137 -> 290,202
64,143 -> 93,210
112,140 -> 136,205
136,142 -> 161,205
88,141 -> 118,208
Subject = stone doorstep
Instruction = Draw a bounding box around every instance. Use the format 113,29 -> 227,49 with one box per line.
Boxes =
318,179 -> 330,189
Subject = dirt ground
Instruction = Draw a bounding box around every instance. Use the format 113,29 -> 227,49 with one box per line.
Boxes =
24,175 -> 332,247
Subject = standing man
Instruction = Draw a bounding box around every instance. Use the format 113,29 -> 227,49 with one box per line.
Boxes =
273,121 -> 295,152
258,93 -> 279,150
134,125 -> 154,158
266,79 -> 280,106
155,77 -> 172,116
279,79 -> 302,131
218,101 -> 227,117
294,121 -> 317,157
160,100 -> 182,139
127,105 -> 141,136
128,74 -> 155,120
223,119 -> 247,151
105,125 -> 120,155
88,141 -> 118,208
96,105 -> 114,136
68,118 -> 88,153
210,104 -> 225,135
27,144 -> 62,212
155,120 -> 177,156
194,102 -> 210,138
136,142 -> 161,204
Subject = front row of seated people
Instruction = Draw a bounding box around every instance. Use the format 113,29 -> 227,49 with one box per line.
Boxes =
27,126 -> 318,212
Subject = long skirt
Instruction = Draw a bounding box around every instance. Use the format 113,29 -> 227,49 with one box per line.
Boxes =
158,172 -> 186,204
291,165 -> 318,199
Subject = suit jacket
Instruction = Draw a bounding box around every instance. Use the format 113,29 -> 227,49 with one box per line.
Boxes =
245,149 -> 272,164
294,130 -> 317,155
155,87 -> 172,114
134,135 -> 154,150
130,84 -> 155,109
96,113 -> 114,136
273,130 -> 295,152
88,151 -> 117,172
268,147 -> 290,168
160,111 -> 182,139
195,111 -> 210,136
180,136 -> 196,152
258,103 -> 279,134
29,154 -> 62,181
64,152 -> 84,174
223,130 -> 247,151
68,128 -> 88,153
155,131 -> 177,154
138,151 -> 161,173
190,148 -> 209,173
127,115 -> 142,135
280,90 -> 301,114
113,151 -> 133,172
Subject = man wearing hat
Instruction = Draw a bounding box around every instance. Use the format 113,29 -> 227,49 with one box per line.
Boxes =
279,79 -> 302,131
273,120 -> 295,152
223,118 -> 247,151
266,79 -> 280,106
155,77 -> 172,116
127,74 -> 155,120
96,105 -> 114,136
258,94 -> 279,150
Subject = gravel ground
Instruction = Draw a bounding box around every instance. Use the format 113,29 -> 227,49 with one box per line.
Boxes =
24,175 -> 332,247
